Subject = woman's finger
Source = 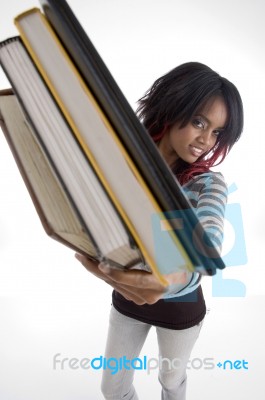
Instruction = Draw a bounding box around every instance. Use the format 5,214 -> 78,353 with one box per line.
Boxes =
98,263 -> 166,291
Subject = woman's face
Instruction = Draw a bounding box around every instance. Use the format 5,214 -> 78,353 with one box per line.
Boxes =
158,96 -> 227,167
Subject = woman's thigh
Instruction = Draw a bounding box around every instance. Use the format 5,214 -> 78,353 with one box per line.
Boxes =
101,306 -> 152,398
156,321 -> 204,387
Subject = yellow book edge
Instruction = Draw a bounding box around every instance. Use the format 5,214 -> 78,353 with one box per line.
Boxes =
15,8 -> 194,285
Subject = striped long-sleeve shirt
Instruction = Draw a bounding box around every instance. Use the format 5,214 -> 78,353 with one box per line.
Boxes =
164,171 -> 228,298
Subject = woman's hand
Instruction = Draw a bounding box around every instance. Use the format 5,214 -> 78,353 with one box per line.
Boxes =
75,253 -> 189,305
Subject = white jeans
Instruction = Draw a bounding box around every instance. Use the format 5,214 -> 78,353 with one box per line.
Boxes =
101,306 -> 203,400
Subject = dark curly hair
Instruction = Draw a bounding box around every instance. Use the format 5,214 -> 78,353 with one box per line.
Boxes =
136,62 -> 244,184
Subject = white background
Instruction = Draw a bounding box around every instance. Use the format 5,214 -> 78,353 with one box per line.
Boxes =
0,0 -> 264,399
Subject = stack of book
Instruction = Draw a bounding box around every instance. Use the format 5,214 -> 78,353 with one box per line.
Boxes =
0,0 -> 225,284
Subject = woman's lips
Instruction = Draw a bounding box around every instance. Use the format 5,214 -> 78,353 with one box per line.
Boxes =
189,145 -> 204,157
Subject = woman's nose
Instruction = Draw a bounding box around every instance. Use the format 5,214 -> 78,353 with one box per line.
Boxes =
198,130 -> 212,145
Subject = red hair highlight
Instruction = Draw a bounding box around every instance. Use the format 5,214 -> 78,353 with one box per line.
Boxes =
177,144 -> 228,185
152,131 -> 228,186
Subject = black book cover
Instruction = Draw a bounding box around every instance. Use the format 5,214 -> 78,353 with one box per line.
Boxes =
39,0 -> 225,273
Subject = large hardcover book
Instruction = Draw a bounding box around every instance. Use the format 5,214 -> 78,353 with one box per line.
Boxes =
0,38 -> 194,286
13,7 -> 225,274
38,0 -> 221,268
0,2 -> 226,277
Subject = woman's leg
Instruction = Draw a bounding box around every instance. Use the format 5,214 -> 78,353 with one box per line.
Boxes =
156,321 -> 203,400
101,306 -> 152,400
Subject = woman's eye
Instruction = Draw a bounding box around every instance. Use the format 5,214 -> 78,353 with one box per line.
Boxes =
192,118 -> 205,129
213,130 -> 221,137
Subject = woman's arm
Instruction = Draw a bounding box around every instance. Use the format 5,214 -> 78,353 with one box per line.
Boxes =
75,254 -> 188,305
195,172 -> 228,255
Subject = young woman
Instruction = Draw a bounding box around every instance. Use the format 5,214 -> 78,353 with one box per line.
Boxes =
75,62 -> 244,399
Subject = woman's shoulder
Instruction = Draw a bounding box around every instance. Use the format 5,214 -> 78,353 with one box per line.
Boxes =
184,170 -> 227,189
183,171 -> 228,198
